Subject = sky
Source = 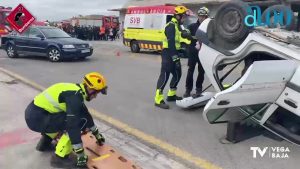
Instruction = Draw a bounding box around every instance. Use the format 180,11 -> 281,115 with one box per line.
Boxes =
0,0 -> 129,21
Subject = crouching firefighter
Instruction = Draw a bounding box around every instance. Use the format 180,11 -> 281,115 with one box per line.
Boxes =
25,72 -> 107,168
154,5 -> 189,109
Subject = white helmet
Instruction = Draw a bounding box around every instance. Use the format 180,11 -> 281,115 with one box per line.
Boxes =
197,7 -> 209,16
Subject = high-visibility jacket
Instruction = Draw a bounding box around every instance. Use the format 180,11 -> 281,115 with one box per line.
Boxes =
162,18 -> 181,50
100,27 -> 105,34
34,83 -> 93,145
34,83 -> 86,113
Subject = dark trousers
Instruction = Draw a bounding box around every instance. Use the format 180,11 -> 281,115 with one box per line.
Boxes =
156,50 -> 182,91
99,34 -> 105,40
185,57 -> 205,92
25,101 -> 93,134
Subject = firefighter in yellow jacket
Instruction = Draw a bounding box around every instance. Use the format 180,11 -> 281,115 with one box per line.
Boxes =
25,72 -> 107,168
154,6 -> 189,109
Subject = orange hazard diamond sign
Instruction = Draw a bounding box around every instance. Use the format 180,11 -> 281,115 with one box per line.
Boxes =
6,4 -> 35,33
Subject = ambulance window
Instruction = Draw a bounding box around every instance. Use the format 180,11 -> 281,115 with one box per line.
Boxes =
149,15 -> 164,29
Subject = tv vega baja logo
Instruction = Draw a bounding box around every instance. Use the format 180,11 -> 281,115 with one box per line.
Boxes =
244,6 -> 293,27
250,147 -> 290,159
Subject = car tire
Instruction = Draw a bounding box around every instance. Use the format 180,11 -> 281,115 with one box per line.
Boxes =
261,5 -> 294,30
214,1 -> 250,43
6,44 -> 18,58
130,40 -> 140,53
48,47 -> 61,62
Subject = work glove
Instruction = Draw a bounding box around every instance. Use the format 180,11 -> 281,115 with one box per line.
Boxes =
91,127 -> 105,146
77,154 -> 88,168
181,29 -> 192,40
171,55 -> 180,62
171,55 -> 181,69
73,146 -> 88,168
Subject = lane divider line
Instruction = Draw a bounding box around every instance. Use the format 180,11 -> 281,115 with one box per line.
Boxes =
0,67 -> 222,169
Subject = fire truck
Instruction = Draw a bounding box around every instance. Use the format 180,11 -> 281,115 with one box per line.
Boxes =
71,15 -> 119,29
103,16 -> 119,29
0,6 -> 12,37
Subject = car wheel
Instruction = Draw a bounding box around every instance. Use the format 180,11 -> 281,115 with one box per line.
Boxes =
6,44 -> 18,58
130,40 -> 140,53
261,5 -> 294,30
48,47 -> 61,62
214,1 -> 250,43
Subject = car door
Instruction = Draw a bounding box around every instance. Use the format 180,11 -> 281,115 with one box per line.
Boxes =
203,60 -> 298,124
14,29 -> 30,52
27,28 -> 48,56
266,66 -> 300,145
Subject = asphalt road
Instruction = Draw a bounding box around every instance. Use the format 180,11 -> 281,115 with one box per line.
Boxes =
0,40 -> 299,169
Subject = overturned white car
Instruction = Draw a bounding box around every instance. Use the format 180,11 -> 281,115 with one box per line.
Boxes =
196,1 -> 300,145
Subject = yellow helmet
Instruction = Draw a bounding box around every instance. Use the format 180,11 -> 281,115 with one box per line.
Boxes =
83,72 -> 107,94
174,6 -> 188,15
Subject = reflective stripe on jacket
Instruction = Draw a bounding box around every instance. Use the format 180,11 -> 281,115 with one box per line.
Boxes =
34,83 -> 86,113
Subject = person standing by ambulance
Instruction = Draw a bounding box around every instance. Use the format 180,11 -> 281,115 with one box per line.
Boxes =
183,7 -> 209,98
154,6 -> 189,109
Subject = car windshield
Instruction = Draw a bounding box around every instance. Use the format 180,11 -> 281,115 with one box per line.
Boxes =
40,28 -> 71,38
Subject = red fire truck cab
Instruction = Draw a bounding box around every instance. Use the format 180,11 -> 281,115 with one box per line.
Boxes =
0,6 -> 12,37
102,16 -> 119,29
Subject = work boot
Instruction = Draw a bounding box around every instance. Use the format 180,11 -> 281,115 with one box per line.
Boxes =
50,154 -> 77,168
155,100 -> 170,109
167,95 -> 183,101
155,89 -> 169,109
36,134 -> 54,152
183,90 -> 191,98
167,89 -> 182,101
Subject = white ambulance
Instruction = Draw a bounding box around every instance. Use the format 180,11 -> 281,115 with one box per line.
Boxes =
123,5 -> 176,53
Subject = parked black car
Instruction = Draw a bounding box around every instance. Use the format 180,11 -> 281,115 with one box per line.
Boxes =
1,26 -> 93,62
